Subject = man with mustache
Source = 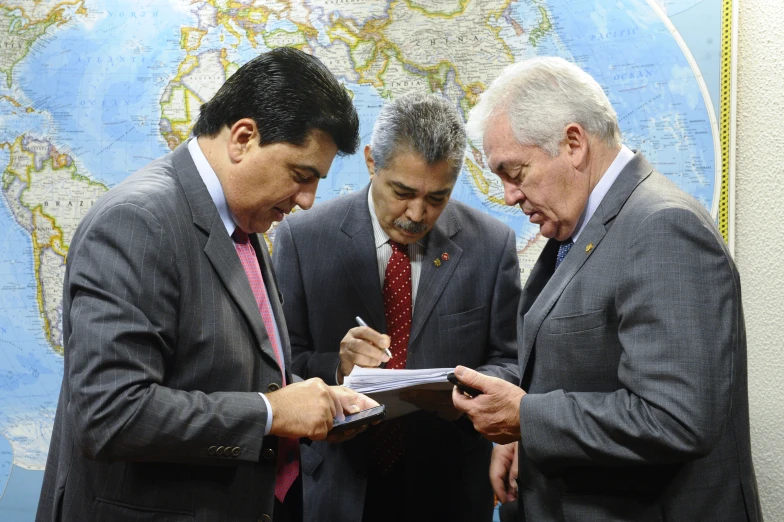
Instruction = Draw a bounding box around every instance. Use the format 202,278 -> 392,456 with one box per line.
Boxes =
272,93 -> 521,522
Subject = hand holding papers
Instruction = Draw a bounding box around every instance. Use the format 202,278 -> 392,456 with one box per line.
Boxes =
343,367 -> 457,419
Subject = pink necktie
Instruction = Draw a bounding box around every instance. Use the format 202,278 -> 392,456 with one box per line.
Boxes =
233,229 -> 299,502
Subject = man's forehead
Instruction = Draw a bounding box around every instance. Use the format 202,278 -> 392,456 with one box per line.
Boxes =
388,178 -> 452,195
486,142 -> 531,174
483,118 -> 519,167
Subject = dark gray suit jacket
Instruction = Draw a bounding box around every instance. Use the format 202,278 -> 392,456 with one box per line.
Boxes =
272,185 -> 521,522
36,143 -> 293,521
515,152 -> 761,521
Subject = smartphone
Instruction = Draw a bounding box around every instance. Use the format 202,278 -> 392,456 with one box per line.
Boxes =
330,405 -> 386,435
447,372 -> 483,398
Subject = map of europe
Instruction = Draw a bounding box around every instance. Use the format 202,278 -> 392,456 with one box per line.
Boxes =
0,0 -> 723,519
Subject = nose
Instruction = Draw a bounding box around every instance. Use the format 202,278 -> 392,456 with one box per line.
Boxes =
294,179 -> 319,210
405,198 -> 425,223
502,178 -> 524,207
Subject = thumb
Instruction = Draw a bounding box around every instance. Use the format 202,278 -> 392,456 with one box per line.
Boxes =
454,366 -> 489,391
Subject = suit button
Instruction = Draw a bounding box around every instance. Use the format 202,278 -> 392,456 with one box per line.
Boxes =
258,515 -> 272,522
216,446 -> 225,456
231,447 -> 241,457
262,448 -> 275,460
268,383 -> 281,392
207,446 -> 217,456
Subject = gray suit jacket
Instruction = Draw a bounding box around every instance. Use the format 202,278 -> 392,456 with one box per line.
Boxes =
37,142 -> 293,522
272,185 -> 520,522
515,152 -> 761,521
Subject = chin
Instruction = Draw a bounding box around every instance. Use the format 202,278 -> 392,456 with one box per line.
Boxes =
395,232 -> 425,245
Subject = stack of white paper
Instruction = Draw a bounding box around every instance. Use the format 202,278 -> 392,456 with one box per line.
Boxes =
343,367 -> 454,393
343,367 -> 455,419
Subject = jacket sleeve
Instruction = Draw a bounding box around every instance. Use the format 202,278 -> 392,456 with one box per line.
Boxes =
66,202 -> 269,465
476,227 -> 521,384
272,218 -> 340,384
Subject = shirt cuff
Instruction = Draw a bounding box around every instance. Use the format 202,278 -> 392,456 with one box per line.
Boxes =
258,392 -> 273,436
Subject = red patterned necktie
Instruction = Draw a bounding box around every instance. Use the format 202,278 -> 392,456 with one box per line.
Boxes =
371,240 -> 412,473
233,229 -> 299,502
383,241 -> 412,368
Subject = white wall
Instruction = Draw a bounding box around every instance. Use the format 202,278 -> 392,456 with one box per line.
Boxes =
735,1 -> 784,519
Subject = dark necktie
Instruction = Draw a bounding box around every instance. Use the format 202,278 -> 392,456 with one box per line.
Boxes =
383,240 -> 412,369
233,230 -> 299,502
555,239 -> 574,269
370,240 -> 412,473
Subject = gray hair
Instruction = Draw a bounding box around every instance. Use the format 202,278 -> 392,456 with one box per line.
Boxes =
370,93 -> 466,178
467,57 -> 621,156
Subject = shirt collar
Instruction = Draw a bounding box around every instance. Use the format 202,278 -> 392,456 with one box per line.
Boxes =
188,137 -> 237,236
571,144 -> 634,242
367,184 -> 426,250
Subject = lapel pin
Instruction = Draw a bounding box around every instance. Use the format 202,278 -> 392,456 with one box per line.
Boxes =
586,243 -> 594,254
433,258 -> 442,267
441,252 -> 449,261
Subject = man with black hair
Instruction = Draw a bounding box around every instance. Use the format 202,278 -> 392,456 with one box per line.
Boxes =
36,47 -> 373,522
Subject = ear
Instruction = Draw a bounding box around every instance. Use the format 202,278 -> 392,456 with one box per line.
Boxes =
563,123 -> 588,169
364,144 -> 376,180
227,118 -> 258,163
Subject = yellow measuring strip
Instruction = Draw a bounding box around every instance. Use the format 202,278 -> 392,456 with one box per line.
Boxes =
718,0 -> 734,242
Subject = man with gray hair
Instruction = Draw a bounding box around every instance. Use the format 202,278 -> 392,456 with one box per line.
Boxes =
273,92 -> 521,522
451,57 -> 761,521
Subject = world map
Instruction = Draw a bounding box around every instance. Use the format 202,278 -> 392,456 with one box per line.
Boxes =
0,0 -> 723,518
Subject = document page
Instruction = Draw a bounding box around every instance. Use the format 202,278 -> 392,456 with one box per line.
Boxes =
343,367 -> 455,419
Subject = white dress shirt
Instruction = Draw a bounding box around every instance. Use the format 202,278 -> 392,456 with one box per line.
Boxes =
571,144 -> 635,243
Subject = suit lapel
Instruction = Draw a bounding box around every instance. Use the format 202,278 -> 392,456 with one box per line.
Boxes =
252,233 -> 291,381
410,204 -> 462,345
337,186 -> 386,331
519,152 -> 653,382
174,141 -> 280,370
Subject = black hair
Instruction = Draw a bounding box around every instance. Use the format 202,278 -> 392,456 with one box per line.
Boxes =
192,47 -> 359,155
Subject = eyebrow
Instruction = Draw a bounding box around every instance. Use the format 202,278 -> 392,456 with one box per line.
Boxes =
492,160 -> 510,173
293,164 -> 327,179
389,180 -> 451,197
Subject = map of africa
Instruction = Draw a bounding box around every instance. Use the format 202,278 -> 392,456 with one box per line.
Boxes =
0,0 -> 724,519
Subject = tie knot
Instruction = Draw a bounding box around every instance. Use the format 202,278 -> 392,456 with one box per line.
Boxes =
555,239 -> 574,269
389,240 -> 407,255
232,229 -> 250,244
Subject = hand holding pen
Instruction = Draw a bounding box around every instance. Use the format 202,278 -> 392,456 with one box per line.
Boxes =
336,316 -> 392,384
354,317 -> 392,358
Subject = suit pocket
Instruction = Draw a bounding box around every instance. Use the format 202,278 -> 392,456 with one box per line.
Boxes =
93,497 -> 194,521
439,306 -> 486,330
549,309 -> 606,334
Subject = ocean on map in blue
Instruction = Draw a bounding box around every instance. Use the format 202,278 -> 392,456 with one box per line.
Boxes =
0,200 -> 62,521
533,0 -> 718,215
16,0 -> 194,189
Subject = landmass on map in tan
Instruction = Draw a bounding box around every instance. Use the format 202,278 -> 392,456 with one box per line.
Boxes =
1,135 -> 108,354
158,0 -> 552,206
0,1 -> 86,87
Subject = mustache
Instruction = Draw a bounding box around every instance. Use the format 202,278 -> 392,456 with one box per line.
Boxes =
394,218 -> 428,234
